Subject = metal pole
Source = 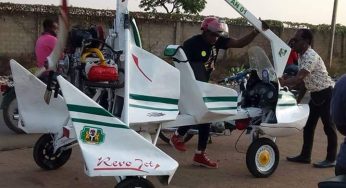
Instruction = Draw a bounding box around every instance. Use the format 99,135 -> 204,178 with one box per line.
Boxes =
329,0 -> 338,68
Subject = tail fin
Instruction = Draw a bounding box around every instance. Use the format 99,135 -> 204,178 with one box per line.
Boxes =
127,45 -> 180,124
165,45 -> 238,123
57,76 -> 178,183
10,60 -> 69,133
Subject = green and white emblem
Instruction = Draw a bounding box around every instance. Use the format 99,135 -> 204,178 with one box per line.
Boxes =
80,126 -> 105,144
278,48 -> 288,57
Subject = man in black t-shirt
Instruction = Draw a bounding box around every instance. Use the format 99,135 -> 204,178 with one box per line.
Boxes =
170,16 -> 268,168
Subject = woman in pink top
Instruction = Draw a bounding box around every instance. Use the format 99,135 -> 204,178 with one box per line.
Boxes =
35,19 -> 59,68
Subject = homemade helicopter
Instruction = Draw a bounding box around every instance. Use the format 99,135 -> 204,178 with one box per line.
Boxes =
9,0 -> 309,187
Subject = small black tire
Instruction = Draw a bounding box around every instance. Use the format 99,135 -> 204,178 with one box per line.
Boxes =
246,137 -> 279,178
115,177 -> 155,188
158,131 -> 194,144
33,134 -> 72,170
2,94 -> 25,134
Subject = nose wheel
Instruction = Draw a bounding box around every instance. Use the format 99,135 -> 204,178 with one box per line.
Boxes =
33,134 -> 72,170
246,137 -> 279,178
115,177 -> 155,188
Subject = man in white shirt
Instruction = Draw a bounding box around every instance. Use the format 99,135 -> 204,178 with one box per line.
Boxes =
279,28 -> 337,168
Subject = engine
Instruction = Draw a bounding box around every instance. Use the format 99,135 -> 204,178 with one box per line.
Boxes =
241,70 -> 278,110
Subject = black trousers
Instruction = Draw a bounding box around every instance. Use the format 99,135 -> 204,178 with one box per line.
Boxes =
177,123 -> 210,151
301,87 -> 337,161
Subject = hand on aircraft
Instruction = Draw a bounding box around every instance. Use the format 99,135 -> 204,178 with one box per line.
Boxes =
254,18 -> 269,34
278,77 -> 287,87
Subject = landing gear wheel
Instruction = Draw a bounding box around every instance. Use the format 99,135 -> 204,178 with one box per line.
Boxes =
33,134 -> 72,170
246,137 -> 279,178
159,131 -> 194,144
115,177 -> 155,188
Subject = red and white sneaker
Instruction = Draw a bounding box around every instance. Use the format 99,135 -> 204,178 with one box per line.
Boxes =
193,151 -> 218,169
170,133 -> 187,152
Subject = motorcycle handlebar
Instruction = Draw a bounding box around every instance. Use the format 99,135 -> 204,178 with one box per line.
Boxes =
218,69 -> 250,84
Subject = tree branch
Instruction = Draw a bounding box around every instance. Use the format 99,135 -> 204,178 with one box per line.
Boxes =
157,0 -> 170,13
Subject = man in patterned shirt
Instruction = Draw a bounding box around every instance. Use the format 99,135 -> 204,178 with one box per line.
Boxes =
279,28 -> 337,168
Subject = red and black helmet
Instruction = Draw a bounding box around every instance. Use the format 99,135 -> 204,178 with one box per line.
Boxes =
201,17 -> 228,36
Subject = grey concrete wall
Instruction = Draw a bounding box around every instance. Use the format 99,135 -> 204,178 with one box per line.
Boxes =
0,4 -> 345,77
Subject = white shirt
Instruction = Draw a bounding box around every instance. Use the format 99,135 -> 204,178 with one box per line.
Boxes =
298,47 -> 334,92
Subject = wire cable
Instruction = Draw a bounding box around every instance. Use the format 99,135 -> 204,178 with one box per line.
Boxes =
234,129 -> 247,154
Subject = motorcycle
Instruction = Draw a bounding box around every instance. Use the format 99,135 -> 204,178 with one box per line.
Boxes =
0,25 -> 123,134
1,76 -> 23,134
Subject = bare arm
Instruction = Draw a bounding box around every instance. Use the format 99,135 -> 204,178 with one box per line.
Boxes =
225,29 -> 259,48
225,20 -> 269,48
279,69 -> 310,88
296,83 -> 307,104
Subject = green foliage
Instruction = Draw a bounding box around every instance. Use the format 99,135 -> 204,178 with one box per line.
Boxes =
335,24 -> 346,34
226,17 -> 249,26
180,0 -> 206,14
139,0 -> 206,14
264,20 -> 284,29
229,65 -> 246,76
283,21 -> 346,34
131,11 -> 204,23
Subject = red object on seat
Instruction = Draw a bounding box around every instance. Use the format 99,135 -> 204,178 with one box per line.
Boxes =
88,65 -> 118,82
235,118 -> 251,130
0,84 -> 9,92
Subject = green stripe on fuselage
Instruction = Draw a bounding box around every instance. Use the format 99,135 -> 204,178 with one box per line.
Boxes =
130,94 -> 178,105
67,104 -> 113,117
203,96 -> 237,103
71,118 -> 129,129
208,106 -> 238,111
278,103 -> 296,107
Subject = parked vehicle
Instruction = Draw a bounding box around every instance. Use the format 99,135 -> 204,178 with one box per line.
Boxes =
8,0 -> 310,187
0,76 -> 22,134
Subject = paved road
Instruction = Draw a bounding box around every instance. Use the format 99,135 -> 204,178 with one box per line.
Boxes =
0,93 -> 341,188
0,110 -> 15,135
0,120 -> 342,188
